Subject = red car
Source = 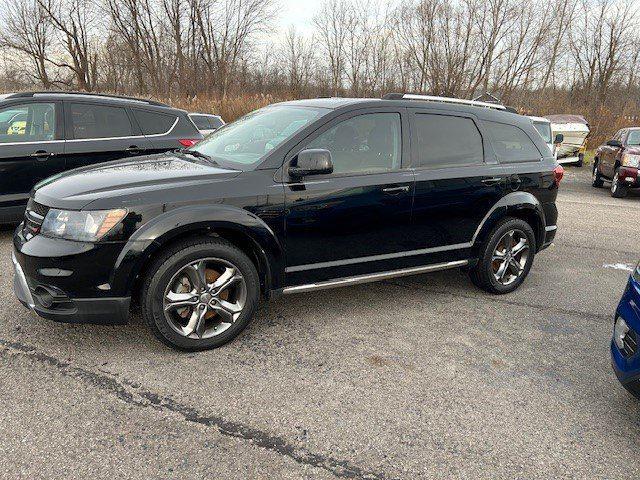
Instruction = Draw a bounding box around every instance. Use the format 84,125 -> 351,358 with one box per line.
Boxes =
593,127 -> 640,198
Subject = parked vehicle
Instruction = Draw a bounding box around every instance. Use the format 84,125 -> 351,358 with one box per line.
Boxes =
0,92 -> 203,224
189,113 -> 225,136
593,127 -> 640,198
611,262 -> 640,399
546,114 -> 590,166
12,94 -> 562,350
528,116 -> 563,159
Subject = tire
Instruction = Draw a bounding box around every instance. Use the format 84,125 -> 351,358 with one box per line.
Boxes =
575,153 -> 584,167
611,167 -> 628,198
469,217 -> 536,294
141,236 -> 260,351
592,159 -> 604,188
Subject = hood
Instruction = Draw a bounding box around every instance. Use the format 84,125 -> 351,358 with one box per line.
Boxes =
33,152 -> 242,210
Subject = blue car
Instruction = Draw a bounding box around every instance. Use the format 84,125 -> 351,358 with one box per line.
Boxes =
612,262 -> 640,398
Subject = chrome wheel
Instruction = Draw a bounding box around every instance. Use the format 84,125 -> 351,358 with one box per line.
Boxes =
491,230 -> 529,286
611,171 -> 619,194
163,258 -> 247,339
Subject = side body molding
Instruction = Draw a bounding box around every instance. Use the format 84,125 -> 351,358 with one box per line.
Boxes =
472,191 -> 546,251
110,205 -> 285,296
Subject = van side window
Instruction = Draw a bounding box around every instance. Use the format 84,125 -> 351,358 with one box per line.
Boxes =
306,113 -> 401,174
134,110 -> 177,135
485,121 -> 541,163
413,114 -> 483,168
70,103 -> 133,139
0,103 -> 56,143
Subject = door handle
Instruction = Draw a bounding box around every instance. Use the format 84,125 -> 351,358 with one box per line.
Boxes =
382,185 -> 410,194
30,150 -> 54,161
126,145 -> 142,154
481,177 -> 503,185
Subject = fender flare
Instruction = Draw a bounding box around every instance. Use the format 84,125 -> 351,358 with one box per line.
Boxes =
472,191 -> 545,251
110,205 -> 285,296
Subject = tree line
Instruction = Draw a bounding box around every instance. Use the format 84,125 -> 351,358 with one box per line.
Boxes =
0,0 -> 639,144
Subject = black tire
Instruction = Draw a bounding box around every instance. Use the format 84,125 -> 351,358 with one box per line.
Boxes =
469,217 -> 536,294
141,236 -> 260,351
592,159 -> 604,188
610,167 -> 628,198
575,153 -> 584,167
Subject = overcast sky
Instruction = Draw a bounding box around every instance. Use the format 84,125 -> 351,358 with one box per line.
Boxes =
276,0 -> 320,34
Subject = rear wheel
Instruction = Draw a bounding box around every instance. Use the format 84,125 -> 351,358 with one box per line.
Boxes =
611,168 -> 628,198
470,218 -> 536,294
141,237 -> 260,351
575,153 -> 584,167
592,159 -> 604,188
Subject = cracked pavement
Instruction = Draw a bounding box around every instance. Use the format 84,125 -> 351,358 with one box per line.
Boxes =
1,167 -> 639,479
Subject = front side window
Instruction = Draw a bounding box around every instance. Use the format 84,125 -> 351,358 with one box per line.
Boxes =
413,114 -> 483,168
627,130 -> 640,146
193,105 -> 326,168
70,103 -> 133,139
306,113 -> 401,174
0,103 -> 56,143
485,121 -> 541,163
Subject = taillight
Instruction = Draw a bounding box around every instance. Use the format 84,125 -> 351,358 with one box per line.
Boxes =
553,165 -> 564,185
179,139 -> 199,147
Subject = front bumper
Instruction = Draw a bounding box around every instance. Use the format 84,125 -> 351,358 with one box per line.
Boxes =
12,225 -> 131,325
611,275 -> 640,397
618,166 -> 639,187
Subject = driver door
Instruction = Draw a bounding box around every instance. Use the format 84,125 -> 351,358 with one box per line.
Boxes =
283,109 -> 415,286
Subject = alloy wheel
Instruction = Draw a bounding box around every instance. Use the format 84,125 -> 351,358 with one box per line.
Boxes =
611,171 -> 619,194
491,229 -> 529,286
163,257 -> 247,339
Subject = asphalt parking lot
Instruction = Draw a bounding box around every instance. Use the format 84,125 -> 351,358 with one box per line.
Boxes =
0,167 -> 639,479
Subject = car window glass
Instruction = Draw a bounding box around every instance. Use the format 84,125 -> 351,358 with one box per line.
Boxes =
485,121 -> 541,163
627,130 -> 640,146
190,115 -> 211,130
532,121 -> 552,143
133,110 -> 177,135
70,103 -> 133,139
306,113 -> 401,174
413,114 -> 483,168
0,103 -> 56,143
210,117 -> 224,129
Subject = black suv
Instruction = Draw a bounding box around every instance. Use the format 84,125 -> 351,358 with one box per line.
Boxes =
0,92 -> 202,223
12,94 -> 561,350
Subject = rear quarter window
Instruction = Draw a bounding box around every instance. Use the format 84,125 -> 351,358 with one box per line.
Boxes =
485,121 -> 541,163
133,109 -> 178,135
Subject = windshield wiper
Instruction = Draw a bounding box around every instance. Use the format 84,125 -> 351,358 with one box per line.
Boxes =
174,148 -> 219,165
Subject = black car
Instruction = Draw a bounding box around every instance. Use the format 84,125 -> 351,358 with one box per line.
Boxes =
12,94 -> 562,350
0,92 -> 202,223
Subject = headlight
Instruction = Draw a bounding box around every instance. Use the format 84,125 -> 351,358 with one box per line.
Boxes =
41,208 -> 127,241
622,153 -> 640,168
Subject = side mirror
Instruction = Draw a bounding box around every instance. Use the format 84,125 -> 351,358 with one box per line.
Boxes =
289,149 -> 333,178
607,139 -> 623,148
554,133 -> 564,145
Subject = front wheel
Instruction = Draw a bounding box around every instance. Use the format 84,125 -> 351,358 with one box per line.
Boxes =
141,237 -> 260,351
611,168 -> 628,198
469,218 -> 536,294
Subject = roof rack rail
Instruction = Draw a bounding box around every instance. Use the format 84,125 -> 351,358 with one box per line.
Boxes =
5,91 -> 170,107
382,92 -> 511,111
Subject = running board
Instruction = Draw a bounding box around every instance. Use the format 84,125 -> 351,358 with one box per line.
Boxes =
282,260 -> 469,294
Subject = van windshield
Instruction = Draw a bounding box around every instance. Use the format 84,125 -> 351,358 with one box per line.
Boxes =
627,130 -> 640,146
533,121 -> 552,143
191,105 -> 327,169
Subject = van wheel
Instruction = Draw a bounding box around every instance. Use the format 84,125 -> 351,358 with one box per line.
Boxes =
611,168 -> 628,198
469,218 -> 536,294
141,237 -> 260,351
592,160 -> 604,188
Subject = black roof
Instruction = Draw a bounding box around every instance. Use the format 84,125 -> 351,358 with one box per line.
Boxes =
0,91 -> 172,108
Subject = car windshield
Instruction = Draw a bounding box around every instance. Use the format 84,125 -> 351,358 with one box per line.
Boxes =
627,130 -> 640,146
191,105 -> 327,169
533,121 -> 552,143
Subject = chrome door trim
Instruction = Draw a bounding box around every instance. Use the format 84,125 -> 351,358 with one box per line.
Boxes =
282,260 -> 468,294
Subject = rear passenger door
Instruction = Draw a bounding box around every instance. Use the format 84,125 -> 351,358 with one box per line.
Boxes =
408,110 -> 506,252
64,102 -> 151,170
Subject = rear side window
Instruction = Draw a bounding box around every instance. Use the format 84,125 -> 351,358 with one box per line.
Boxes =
0,102 -> 56,143
133,110 -> 177,135
485,121 -> 541,163
413,114 -> 483,168
70,103 -> 132,139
